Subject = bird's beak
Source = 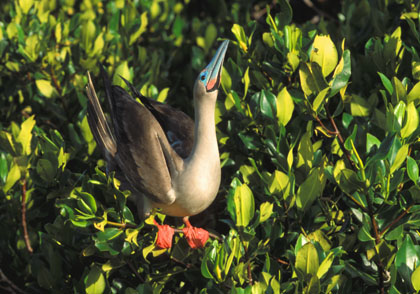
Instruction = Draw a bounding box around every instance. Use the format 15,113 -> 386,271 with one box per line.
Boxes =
205,40 -> 229,92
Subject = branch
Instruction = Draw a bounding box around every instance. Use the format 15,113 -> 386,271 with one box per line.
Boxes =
324,108 -> 356,170
0,268 -> 25,294
380,205 -> 413,236
21,179 -> 33,254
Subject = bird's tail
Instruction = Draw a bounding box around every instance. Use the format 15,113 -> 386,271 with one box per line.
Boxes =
86,71 -> 117,160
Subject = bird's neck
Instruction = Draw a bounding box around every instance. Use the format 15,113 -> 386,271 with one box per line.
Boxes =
187,94 -> 219,167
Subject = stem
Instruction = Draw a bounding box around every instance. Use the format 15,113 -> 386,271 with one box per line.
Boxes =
0,268 -> 25,294
325,108 -> 356,170
21,179 -> 33,254
105,221 -> 136,229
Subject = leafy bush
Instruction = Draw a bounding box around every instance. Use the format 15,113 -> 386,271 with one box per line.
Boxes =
1,0 -> 420,293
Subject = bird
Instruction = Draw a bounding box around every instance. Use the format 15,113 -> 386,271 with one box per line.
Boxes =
85,40 -> 229,248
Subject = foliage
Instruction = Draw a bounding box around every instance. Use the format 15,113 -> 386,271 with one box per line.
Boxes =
1,0 -> 420,293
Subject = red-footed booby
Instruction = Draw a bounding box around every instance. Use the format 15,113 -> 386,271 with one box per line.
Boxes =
85,40 -> 229,248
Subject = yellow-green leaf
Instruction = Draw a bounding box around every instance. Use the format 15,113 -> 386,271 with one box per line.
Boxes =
113,61 -> 131,87
412,265 -> 420,292
4,162 -> 21,193
157,88 -> 170,103
269,170 -> 290,200
312,87 -> 329,114
17,115 -> 35,155
350,95 -> 371,117
231,24 -> 248,52
129,12 -> 148,45
242,67 -> 250,99
390,144 -> 408,174
19,0 -> 34,14
317,252 -> 334,279
36,79 -> 58,98
401,102 -> 419,138
234,183 -> 255,227
299,62 -> 328,97
85,266 -> 106,294
296,243 -> 319,278
259,202 -> 273,223
407,81 -> 420,105
276,87 -> 294,126
310,35 -> 338,77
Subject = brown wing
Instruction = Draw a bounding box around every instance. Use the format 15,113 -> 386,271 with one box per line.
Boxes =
110,86 -> 182,205
119,77 -> 194,158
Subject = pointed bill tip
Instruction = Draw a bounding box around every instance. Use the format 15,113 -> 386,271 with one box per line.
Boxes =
205,40 -> 229,92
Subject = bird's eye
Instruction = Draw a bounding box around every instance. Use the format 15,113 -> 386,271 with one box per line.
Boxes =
200,73 -> 206,81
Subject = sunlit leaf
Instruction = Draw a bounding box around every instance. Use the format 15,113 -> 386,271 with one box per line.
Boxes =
310,35 -> 338,77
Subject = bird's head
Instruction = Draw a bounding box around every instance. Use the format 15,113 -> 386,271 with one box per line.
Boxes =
194,40 -> 229,100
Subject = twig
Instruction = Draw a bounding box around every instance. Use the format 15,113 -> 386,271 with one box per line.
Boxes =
380,205 -> 413,236
21,179 -> 33,254
0,268 -> 25,294
324,108 -> 356,170
106,221 -> 137,229
277,258 -> 289,265
125,259 -> 144,282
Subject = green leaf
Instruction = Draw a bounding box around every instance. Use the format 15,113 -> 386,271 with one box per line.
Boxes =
390,144 -> 408,174
366,133 -> 395,167
81,20 -> 96,51
296,132 -> 314,171
395,235 -> 419,283
366,133 -> 381,152
330,49 -> 351,97
36,159 -> 56,183
385,224 -> 403,241
296,168 -> 324,211
392,77 -> 407,103
400,102 -> 419,138
259,202 -> 273,223
350,95 -> 370,117
378,72 -> 393,96
76,191 -> 97,215
85,266 -> 106,294
407,157 -> 419,183
310,35 -> 338,77
234,183 -> 255,227
296,243 -> 319,279
276,87 -> 294,126
334,167 -> 365,195
36,79 -> 58,98
358,215 -> 375,242
299,62 -> 329,96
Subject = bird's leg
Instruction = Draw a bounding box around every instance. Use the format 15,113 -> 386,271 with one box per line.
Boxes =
153,219 -> 175,249
182,216 -> 210,249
